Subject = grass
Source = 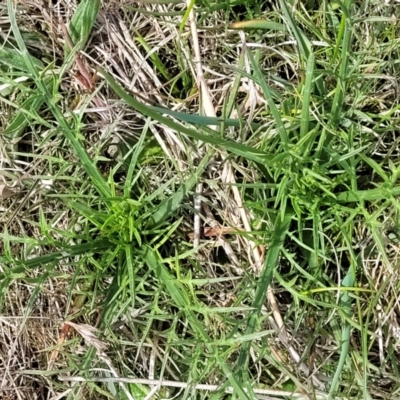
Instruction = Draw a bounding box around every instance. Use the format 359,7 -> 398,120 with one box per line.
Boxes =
1,0 -> 400,399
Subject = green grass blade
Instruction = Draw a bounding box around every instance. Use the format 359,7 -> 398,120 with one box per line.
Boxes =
97,67 -> 271,165
0,240 -> 112,280
278,0 -> 312,60
337,186 -> 400,202
134,32 -> 173,82
150,105 -> 261,130
21,270 -> 50,328
328,219 -> 357,398
224,50 -> 245,118
123,121 -> 149,198
230,19 -> 287,31
300,53 -> 315,139
3,75 -> 53,140
328,216 -> 359,400
66,0 -> 101,54
151,154 -> 210,225
0,46 -> 44,71
247,51 -> 289,148
125,244 -> 136,308
359,155 -> 389,183
236,208 -> 293,381
3,94 -> 45,139
330,2 -> 352,124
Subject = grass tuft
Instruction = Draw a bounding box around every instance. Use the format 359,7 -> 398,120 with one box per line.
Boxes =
1,0 -> 400,399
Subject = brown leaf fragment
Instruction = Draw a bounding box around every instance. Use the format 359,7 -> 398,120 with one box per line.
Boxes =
0,185 -> 16,200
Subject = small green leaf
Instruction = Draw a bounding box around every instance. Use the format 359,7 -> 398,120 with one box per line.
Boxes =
360,155 -> 389,183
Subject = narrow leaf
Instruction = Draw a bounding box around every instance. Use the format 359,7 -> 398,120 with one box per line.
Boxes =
237,209 -> 293,381
247,51 -> 289,148
278,0 -> 312,60
150,105 -> 261,130
300,53 -> 315,139
97,67 -> 271,165
230,20 -> 287,31
0,240 -> 112,280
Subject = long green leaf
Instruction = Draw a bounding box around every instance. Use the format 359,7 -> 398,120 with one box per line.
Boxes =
300,53 -> 315,139
337,186 -> 400,202
0,46 -> 43,71
123,122 -> 149,198
150,105 -> 261,130
3,76 -> 53,140
237,208 -> 293,381
230,19 -> 287,31
97,67 -> 271,165
330,2 -> 352,125
247,51 -> 289,148
3,94 -> 44,139
278,0 -> 312,60
0,240 -> 112,280
152,153 -> 210,225
328,215 -> 357,398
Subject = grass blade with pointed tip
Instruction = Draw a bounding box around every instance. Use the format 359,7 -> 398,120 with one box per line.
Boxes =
3,94 -> 45,139
66,0 -> 100,54
330,1 -> 352,125
328,219 -> 357,398
123,121 -> 149,198
300,53 -> 315,139
337,186 -> 400,202
230,19 -> 287,31
0,239 -> 112,280
247,51 -> 289,149
3,75 -> 53,140
278,0 -> 312,60
97,67 -> 271,165
151,153 -> 210,225
150,105 -> 261,130
236,208 -> 293,382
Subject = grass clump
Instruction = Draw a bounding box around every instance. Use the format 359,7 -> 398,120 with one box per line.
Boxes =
1,0 -> 400,399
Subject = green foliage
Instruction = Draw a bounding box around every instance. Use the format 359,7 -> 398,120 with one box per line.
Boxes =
2,0 -> 400,398
66,0 -> 101,54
